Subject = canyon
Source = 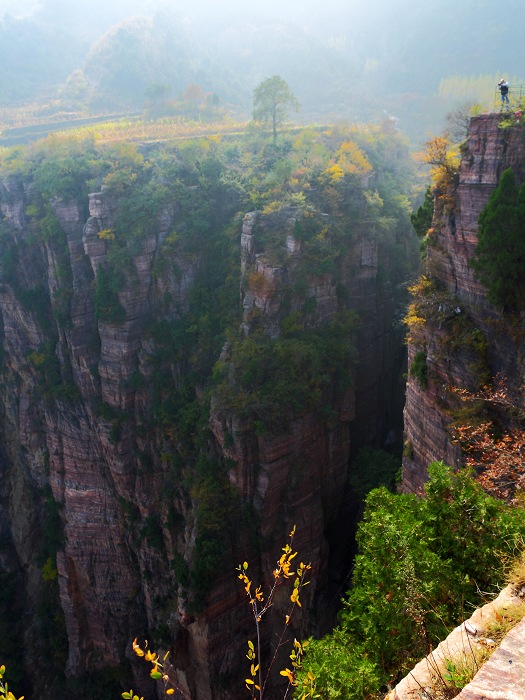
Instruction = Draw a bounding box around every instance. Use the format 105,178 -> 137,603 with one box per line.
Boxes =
0,130 -> 416,698
1,108 -> 524,700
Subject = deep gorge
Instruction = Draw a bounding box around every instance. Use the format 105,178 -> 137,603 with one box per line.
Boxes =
0,126 -> 418,698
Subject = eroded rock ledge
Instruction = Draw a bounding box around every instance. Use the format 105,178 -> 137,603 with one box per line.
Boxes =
387,585 -> 525,700
402,113 -> 525,493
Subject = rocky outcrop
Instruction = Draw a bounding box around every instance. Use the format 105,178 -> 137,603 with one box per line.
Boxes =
386,584 -> 525,700
207,203 -> 412,678
402,114 -> 525,492
0,183 -> 194,696
456,615 -> 525,700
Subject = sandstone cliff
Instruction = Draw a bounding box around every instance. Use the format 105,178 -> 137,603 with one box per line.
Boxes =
0,131 -> 416,698
403,113 -> 525,495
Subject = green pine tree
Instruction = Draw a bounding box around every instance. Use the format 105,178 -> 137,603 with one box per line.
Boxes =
410,186 -> 434,238
469,167 -> 525,308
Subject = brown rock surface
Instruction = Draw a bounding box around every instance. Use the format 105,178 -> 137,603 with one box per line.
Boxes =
402,113 -> 525,491
386,585 -> 525,700
0,159 -> 414,698
205,203 -> 412,690
456,616 -> 525,700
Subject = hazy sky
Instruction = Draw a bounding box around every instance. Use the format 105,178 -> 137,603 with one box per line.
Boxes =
0,0 -> 36,16
0,0 -> 369,24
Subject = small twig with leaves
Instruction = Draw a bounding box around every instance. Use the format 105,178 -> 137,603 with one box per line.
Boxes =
122,639 -> 189,700
124,528 -> 316,700
0,665 -> 24,700
236,525 -> 316,699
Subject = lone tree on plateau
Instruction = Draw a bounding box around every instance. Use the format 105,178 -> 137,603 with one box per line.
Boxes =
252,75 -> 300,144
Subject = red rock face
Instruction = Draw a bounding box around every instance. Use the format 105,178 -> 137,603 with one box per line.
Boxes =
0,178 -> 413,698
0,186 -> 188,694
402,114 -> 525,492
206,206 -> 411,692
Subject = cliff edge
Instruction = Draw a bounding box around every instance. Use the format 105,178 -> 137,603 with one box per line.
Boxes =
403,113 -> 525,495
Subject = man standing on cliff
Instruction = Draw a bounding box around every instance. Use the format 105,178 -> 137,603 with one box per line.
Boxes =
498,79 -> 510,109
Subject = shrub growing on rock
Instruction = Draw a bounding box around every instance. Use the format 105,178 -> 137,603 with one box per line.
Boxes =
301,461 -> 525,699
470,167 -> 525,308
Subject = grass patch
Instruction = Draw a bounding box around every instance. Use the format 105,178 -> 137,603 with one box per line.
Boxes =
507,550 -> 525,593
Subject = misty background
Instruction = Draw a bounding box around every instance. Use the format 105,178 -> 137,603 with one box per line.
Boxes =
0,0 -> 523,145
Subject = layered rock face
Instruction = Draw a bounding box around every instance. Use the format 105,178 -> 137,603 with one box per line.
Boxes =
0,144 -> 414,699
403,113 -> 525,493
211,205 -> 408,639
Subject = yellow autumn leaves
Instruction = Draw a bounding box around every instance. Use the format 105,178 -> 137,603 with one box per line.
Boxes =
324,140 -> 373,183
245,640 -> 261,691
279,639 -> 310,687
420,135 -> 460,197
122,640 -> 175,698
0,665 -> 24,700
125,526 -> 315,700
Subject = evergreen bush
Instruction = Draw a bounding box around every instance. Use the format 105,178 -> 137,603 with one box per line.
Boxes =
302,462 -> 525,699
469,167 -> 525,308
409,349 -> 428,388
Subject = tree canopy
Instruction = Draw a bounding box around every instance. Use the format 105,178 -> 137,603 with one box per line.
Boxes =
410,186 -> 434,238
252,75 -> 300,144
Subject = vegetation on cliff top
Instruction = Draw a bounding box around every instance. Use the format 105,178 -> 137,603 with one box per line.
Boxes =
301,461 -> 525,699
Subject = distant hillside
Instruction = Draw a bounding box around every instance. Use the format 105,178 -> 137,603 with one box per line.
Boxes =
1,0 -> 524,145
0,15 -> 86,103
